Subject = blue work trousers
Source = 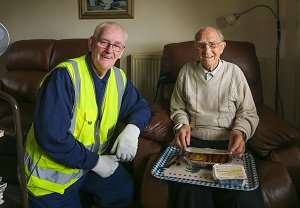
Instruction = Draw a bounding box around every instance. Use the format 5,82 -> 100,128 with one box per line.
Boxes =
28,165 -> 134,208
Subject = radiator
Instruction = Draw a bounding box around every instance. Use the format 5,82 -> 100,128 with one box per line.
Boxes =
127,54 -> 161,103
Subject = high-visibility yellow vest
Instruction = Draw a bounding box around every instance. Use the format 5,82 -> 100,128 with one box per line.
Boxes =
24,55 -> 126,196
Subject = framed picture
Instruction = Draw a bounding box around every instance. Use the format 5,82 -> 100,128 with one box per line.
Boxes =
79,0 -> 134,19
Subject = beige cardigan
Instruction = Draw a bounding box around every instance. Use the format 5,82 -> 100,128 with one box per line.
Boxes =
170,60 -> 259,141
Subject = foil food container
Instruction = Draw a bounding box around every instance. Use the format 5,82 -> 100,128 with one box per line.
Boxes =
183,147 -> 232,168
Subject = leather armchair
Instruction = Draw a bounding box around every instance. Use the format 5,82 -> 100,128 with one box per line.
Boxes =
134,40 -> 300,208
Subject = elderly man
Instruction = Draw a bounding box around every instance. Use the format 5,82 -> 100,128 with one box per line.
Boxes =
24,22 -> 151,208
169,26 -> 263,208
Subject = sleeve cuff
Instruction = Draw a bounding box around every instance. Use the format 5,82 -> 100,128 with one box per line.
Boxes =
173,123 -> 183,132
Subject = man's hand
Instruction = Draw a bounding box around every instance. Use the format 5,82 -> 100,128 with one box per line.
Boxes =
110,124 -> 140,162
174,124 -> 191,150
228,129 -> 246,157
91,155 -> 119,178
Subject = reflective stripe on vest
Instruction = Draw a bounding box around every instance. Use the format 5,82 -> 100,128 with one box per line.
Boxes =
67,59 -> 125,153
24,55 -> 126,196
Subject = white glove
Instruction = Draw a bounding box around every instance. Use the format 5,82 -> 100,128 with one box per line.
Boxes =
91,155 -> 119,178
110,124 -> 140,162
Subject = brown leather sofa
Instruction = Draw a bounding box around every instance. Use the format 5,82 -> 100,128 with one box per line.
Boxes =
0,39 -> 90,135
135,41 -> 300,208
0,39 -> 106,207
0,39 -> 300,208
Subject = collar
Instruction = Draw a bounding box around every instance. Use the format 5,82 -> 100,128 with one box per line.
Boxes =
86,53 -> 111,81
198,59 -> 223,77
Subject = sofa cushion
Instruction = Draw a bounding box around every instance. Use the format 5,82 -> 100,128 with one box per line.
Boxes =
5,39 -> 55,72
50,39 -> 89,68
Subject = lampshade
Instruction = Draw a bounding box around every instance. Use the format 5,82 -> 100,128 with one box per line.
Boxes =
224,14 -> 238,25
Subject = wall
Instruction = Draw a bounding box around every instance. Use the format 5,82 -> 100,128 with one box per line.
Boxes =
0,0 -> 299,127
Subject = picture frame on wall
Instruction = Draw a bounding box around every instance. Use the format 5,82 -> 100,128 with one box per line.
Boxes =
79,0 -> 134,19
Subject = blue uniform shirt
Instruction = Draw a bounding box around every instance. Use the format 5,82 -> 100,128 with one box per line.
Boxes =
33,54 -> 151,170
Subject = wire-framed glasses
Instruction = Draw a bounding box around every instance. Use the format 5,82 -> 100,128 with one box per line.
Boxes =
97,40 -> 125,52
195,41 -> 223,49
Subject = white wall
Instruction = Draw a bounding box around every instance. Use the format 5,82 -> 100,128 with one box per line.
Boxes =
0,0 -> 299,127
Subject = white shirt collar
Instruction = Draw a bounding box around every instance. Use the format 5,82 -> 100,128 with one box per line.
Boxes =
198,59 -> 223,77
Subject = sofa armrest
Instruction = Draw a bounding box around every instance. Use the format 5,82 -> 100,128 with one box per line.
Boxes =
139,153 -> 169,208
141,103 -> 174,143
248,104 -> 300,157
267,144 -> 300,200
134,137 -> 164,189
256,159 -> 299,208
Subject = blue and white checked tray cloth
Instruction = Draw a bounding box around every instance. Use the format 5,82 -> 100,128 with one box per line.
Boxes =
151,146 -> 259,191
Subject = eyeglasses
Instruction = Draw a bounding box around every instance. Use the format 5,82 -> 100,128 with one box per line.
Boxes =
97,40 -> 125,52
195,41 -> 222,49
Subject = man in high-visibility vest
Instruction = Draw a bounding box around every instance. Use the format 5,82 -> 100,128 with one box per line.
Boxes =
24,21 -> 151,208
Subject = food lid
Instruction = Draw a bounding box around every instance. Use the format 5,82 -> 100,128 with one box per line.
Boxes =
213,164 -> 247,180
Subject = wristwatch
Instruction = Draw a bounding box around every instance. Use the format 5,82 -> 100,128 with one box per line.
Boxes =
173,123 -> 183,133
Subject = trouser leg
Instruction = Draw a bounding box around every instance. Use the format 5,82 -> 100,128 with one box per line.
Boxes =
80,164 -> 134,208
168,181 -> 214,208
28,177 -> 83,208
213,186 -> 264,208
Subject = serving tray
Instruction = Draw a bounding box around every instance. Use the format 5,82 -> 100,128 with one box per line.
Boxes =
151,146 -> 259,191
